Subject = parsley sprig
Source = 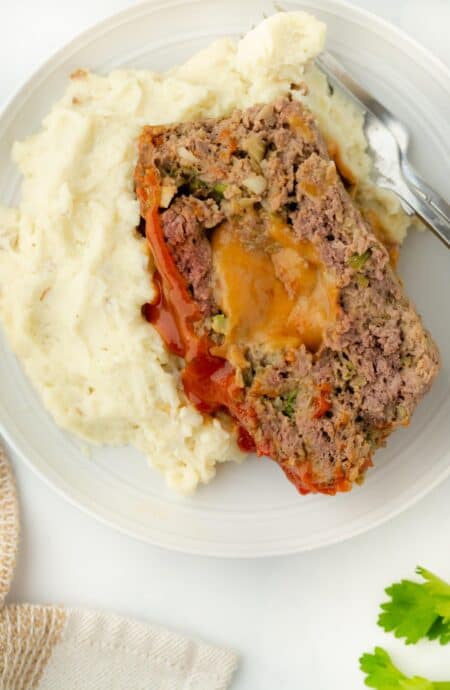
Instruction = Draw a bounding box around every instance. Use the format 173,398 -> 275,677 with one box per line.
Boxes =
360,567 -> 450,689
378,567 -> 450,645
360,647 -> 450,690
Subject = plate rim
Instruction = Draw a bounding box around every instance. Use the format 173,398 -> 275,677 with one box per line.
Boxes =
0,0 -> 449,557
2,417 -> 450,558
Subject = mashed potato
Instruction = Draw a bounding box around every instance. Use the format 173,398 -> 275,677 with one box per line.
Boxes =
0,12 -> 412,493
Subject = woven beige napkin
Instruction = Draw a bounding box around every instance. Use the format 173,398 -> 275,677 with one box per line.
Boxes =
0,444 -> 237,690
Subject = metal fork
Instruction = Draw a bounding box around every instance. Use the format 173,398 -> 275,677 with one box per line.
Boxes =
316,52 -> 450,248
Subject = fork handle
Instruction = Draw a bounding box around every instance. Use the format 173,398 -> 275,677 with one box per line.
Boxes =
391,178 -> 450,248
401,159 -> 450,225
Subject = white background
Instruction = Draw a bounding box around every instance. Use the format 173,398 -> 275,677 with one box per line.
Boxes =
1,1 -> 449,688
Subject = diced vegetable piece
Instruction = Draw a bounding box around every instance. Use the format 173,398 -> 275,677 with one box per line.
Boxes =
396,404 -> 408,421
243,135 -> 266,164
356,274 -> 369,288
243,175 -> 267,195
211,313 -> 228,334
341,358 -> 356,381
401,354 -> 413,367
177,146 -> 199,164
160,184 -> 176,208
282,390 -> 298,418
213,183 -> 228,197
353,375 -> 366,389
188,177 -> 207,192
348,249 -> 371,270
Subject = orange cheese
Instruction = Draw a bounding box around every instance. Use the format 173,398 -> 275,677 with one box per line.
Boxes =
325,138 -> 357,185
211,215 -> 338,356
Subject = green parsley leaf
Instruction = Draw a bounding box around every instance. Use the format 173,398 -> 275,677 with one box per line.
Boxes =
378,567 -> 450,645
428,617 -> 450,645
282,390 -> 297,418
359,647 -> 450,690
417,567 -> 450,621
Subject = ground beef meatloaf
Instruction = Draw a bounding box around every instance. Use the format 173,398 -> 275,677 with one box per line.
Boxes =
135,96 -> 439,495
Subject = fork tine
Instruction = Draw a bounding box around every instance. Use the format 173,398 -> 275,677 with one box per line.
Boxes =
316,52 -> 450,246
317,52 -> 450,227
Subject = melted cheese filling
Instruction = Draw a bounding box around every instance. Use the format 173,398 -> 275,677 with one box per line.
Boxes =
211,216 -> 338,358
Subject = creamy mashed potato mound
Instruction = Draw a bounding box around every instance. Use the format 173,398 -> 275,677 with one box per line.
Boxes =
0,12 -> 412,493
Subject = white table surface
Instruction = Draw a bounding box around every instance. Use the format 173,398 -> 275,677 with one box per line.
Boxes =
1,1 -> 449,688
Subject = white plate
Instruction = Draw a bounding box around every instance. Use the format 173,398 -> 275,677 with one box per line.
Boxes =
0,0 -> 449,557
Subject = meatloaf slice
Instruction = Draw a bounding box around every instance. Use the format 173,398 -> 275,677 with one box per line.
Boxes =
135,96 -> 440,495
